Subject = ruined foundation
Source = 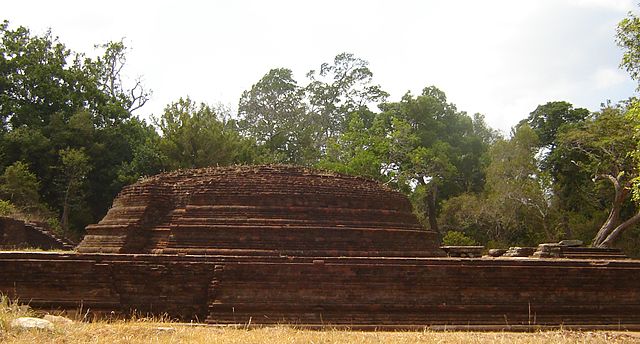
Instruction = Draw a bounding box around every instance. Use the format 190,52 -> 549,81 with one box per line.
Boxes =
77,165 -> 442,257
2,165 -> 640,328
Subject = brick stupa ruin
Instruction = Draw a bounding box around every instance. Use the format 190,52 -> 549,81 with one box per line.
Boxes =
77,165 -> 442,257
3,164 -> 640,329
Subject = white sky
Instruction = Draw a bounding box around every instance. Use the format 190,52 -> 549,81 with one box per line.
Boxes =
3,0 -> 638,133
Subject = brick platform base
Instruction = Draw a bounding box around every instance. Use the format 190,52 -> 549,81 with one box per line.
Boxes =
1,252 -> 639,327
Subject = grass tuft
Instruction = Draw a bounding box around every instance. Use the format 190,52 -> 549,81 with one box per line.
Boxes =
0,294 -> 34,337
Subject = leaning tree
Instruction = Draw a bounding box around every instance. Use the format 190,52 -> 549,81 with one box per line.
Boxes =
557,107 -> 640,247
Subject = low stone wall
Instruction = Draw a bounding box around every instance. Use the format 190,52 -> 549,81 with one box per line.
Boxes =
1,252 -> 640,326
0,217 -> 74,250
0,217 -> 26,247
208,258 -> 640,326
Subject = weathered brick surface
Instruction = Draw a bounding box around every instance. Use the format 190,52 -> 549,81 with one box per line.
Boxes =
0,217 -> 74,250
2,252 -> 640,326
0,217 -> 26,246
77,165 -> 442,257
206,258 -> 640,325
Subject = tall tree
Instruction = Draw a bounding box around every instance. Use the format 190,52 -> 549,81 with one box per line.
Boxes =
378,86 -> 489,233
519,101 -> 591,235
0,20 -> 88,129
84,40 -> 150,126
305,53 -> 388,148
485,125 -> 556,241
58,147 -> 91,233
521,101 -> 590,150
558,107 -> 640,247
238,68 -> 313,164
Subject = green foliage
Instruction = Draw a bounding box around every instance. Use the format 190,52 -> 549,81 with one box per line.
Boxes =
0,200 -> 16,216
156,97 -> 256,169
239,53 -> 389,165
558,107 -> 637,184
0,161 -> 40,208
521,101 -> 589,149
0,21 -> 156,236
59,147 -> 92,232
377,87 -> 492,233
558,105 -> 640,247
2,18 -> 639,253
116,118 -> 167,184
519,102 -> 591,215
60,147 -> 92,181
238,68 -> 314,164
438,125 -> 559,247
618,11 -> 640,90
442,231 -> 477,246
306,53 -> 388,145
630,103 -> 640,203
317,110 -> 388,180
0,21 -> 85,129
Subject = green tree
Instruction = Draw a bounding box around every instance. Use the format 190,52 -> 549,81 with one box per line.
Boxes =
558,107 -> 640,247
59,148 -> 91,233
116,120 -> 167,184
305,53 -> 388,147
485,125 -> 556,241
317,110 -> 389,180
0,21 -> 153,236
519,101 -> 591,236
156,97 -> 255,169
521,101 -> 590,149
378,86 -> 491,234
442,230 -> 477,246
0,161 -> 40,208
238,68 -> 314,164
439,126 -> 554,247
0,20 -> 88,130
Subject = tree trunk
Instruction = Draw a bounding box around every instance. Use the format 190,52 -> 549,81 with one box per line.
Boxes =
61,183 -> 71,233
592,174 -> 628,247
599,210 -> 640,248
425,184 -> 439,235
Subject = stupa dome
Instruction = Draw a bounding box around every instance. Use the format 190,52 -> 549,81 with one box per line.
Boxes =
77,165 -> 441,256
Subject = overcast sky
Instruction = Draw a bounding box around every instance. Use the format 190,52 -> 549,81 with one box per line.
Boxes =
4,0 -> 638,133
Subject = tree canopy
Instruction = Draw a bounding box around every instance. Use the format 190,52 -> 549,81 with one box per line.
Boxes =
2,16 -> 640,256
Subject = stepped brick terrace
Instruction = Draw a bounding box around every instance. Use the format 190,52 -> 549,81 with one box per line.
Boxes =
2,165 -> 640,329
77,165 -> 442,257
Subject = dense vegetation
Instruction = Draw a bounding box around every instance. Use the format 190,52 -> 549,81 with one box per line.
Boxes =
2,12 -> 640,255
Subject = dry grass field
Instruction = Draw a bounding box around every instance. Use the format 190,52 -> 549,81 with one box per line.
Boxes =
3,321 -> 640,344
2,296 -> 640,343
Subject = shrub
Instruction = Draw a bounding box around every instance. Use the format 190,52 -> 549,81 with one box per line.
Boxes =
0,200 -> 16,216
442,230 -> 477,246
0,161 -> 40,208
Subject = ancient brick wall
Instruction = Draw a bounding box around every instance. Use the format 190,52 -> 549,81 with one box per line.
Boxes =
2,252 -> 640,326
207,258 -> 640,326
0,217 -> 73,250
0,252 -> 219,319
0,217 -> 26,247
